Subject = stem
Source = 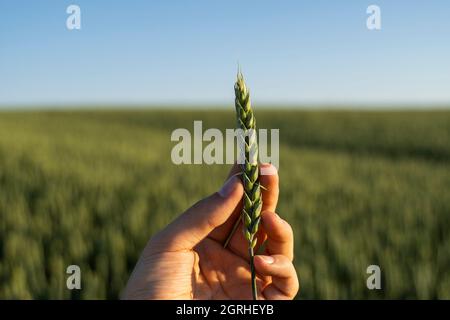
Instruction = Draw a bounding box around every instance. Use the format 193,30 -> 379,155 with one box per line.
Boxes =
223,216 -> 241,248
249,246 -> 257,300
225,218 -> 258,300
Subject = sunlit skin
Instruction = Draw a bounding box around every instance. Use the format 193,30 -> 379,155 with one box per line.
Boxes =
123,164 -> 298,300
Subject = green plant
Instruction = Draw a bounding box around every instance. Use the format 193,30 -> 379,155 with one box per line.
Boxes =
223,71 -> 263,300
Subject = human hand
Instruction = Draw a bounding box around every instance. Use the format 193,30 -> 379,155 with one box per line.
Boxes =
123,164 -> 299,300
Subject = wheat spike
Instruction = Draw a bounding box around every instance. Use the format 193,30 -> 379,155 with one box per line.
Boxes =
223,70 -> 262,300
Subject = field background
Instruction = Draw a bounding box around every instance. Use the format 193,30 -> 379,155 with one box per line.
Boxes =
0,109 -> 449,299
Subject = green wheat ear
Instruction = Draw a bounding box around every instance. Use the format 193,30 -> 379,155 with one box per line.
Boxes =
223,70 -> 262,300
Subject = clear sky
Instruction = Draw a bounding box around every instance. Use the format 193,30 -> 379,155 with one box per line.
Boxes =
1,0 -> 449,107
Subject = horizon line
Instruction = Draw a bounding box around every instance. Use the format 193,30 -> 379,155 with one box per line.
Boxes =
1,102 -> 450,112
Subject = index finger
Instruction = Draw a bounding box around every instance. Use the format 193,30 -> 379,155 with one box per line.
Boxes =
259,163 -> 279,213
261,211 -> 294,261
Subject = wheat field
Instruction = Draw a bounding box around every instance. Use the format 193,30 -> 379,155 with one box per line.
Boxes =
0,109 -> 449,299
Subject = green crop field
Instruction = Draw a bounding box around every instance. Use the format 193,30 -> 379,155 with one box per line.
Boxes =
0,109 -> 449,299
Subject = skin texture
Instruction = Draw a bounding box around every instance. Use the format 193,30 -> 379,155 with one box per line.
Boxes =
122,163 -> 299,300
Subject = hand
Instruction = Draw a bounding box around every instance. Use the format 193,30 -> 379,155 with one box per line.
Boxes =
122,164 -> 299,300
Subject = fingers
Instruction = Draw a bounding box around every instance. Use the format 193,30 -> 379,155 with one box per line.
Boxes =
227,162 -> 279,213
211,164 -> 279,259
220,221 -> 267,261
150,175 -> 244,252
259,163 -> 279,213
210,164 -> 278,245
256,212 -> 297,300
261,211 -> 294,261
254,255 -> 299,300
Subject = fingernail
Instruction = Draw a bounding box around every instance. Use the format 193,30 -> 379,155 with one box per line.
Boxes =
258,255 -> 275,264
219,176 -> 238,198
260,163 -> 278,176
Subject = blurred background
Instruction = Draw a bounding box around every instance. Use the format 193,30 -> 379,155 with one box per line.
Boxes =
0,0 -> 449,299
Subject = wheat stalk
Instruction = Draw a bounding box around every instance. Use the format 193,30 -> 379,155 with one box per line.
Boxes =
223,70 -> 262,300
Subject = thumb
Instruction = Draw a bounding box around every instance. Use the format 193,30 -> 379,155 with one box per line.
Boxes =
150,175 -> 244,251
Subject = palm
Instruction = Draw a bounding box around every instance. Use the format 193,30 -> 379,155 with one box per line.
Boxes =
139,234 -> 266,300
193,237 -> 266,299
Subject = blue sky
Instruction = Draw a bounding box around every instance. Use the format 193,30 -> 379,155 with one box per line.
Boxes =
0,0 -> 449,107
